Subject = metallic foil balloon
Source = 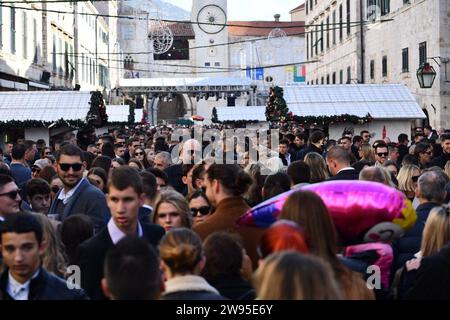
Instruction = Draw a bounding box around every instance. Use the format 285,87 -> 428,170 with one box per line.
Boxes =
237,180 -> 417,243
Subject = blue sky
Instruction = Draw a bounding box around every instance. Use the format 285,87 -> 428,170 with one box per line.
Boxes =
163,0 -> 304,21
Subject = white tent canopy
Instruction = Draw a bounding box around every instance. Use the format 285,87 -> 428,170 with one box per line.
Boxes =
215,106 -> 266,122
106,105 -> 143,123
283,84 -> 426,120
0,91 -> 91,122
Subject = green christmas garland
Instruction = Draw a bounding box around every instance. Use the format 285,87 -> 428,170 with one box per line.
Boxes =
0,119 -> 86,131
292,113 -> 373,126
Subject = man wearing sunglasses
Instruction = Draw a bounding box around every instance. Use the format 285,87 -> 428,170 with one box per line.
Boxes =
374,142 -> 389,167
0,175 -> 21,221
47,144 -> 110,233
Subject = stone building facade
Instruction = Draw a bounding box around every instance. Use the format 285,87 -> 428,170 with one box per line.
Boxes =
305,0 -> 450,128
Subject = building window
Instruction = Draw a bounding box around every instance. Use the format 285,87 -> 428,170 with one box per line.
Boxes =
306,33 -> 309,60
370,60 -> 375,79
33,18 -> 37,63
123,25 -> 134,40
326,17 -> 330,49
419,41 -> 427,65
332,72 -> 336,84
0,5 -> 3,48
339,4 -> 343,42
315,26 -> 319,55
22,12 -> 27,59
214,62 -> 220,67
320,22 -> 324,52
205,62 -> 211,67
10,5 -> 16,54
52,35 -> 56,72
347,66 -> 351,84
332,11 -> 336,45
306,2 -> 308,15
381,0 -> 390,16
382,56 -> 388,77
321,77 -> 324,84
402,48 -> 409,72
64,41 -> 69,79
346,0 -> 351,35
154,38 -> 190,61
340,70 -> 343,84
310,0 -> 313,11
326,74 -> 330,84
58,38 -> 63,75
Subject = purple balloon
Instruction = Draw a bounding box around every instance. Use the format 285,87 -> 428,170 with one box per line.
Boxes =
237,180 -> 416,243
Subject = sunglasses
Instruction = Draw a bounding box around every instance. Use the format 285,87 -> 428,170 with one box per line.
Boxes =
59,163 -> 83,171
377,152 -> 389,157
31,166 -> 41,173
0,189 -> 21,200
51,186 -> 61,193
191,206 -> 210,217
412,175 -> 420,183
135,152 -> 144,156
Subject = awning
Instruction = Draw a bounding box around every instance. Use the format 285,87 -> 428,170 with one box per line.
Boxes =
118,77 -> 252,94
216,106 -> 266,122
283,84 -> 427,120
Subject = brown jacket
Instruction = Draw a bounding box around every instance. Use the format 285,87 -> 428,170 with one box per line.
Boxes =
193,197 -> 264,270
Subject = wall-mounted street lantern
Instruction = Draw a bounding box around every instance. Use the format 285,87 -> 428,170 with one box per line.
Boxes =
417,62 -> 437,89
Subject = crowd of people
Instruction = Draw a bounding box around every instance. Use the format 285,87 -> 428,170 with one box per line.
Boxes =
0,123 -> 449,300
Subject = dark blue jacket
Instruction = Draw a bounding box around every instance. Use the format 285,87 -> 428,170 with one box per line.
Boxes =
0,268 -> 88,300
392,202 -> 441,273
47,178 -> 111,233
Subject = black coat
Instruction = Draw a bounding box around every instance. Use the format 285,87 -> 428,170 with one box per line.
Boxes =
207,275 -> 255,300
296,144 -> 323,161
164,164 -> 187,195
429,152 -> 450,169
76,222 -> 165,300
405,243 -> 450,300
326,168 -> 360,181
391,202 -> 441,273
0,268 -> 88,300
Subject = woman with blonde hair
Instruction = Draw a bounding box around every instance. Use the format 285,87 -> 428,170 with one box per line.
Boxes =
359,143 -> 376,163
253,251 -> 341,300
304,152 -> 329,183
153,189 -> 192,231
160,228 -> 224,300
444,161 -> 450,179
396,205 -> 450,298
397,164 -> 420,201
33,213 -> 68,277
279,190 -> 374,300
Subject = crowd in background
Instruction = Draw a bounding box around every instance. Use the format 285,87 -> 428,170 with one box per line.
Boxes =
0,123 -> 449,300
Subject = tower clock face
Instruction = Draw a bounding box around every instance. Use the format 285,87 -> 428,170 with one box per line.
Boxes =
196,4 -> 227,34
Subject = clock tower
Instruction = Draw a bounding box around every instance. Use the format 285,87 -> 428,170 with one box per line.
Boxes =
191,0 -> 229,74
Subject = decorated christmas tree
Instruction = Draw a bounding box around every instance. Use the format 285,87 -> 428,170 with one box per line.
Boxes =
87,91 -> 108,128
265,86 -> 291,123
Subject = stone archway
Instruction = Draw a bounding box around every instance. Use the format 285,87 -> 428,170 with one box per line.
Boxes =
156,93 -> 187,124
